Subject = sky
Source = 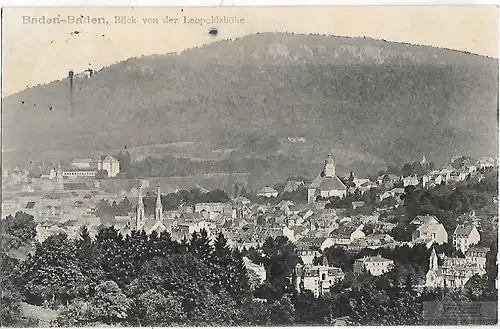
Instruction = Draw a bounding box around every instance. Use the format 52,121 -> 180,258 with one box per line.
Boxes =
1,6 -> 499,96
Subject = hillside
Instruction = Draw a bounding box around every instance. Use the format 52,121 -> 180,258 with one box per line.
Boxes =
2,32 -> 498,179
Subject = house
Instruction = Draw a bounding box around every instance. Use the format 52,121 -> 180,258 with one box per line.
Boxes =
403,175 -> 420,187
351,201 -> 365,209
330,225 -> 366,245
297,249 -> 322,265
379,188 -> 405,202
452,224 -> 480,254
376,174 -> 400,187
295,236 -> 335,252
307,151 -> 346,203
411,215 -> 448,245
425,247 -> 486,288
477,157 -> 496,170
464,246 -> 489,269
257,186 -> 278,198
353,255 -> 394,276
439,168 -> 455,183
366,233 -> 395,246
423,171 -> 444,188
243,257 -> 266,284
295,258 -> 345,297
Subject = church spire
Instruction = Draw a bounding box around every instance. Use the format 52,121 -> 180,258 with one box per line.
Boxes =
155,184 -> 163,223
324,148 -> 336,177
136,182 -> 145,231
429,246 -> 438,271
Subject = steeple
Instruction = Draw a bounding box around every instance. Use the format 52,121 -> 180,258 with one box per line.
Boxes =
155,184 -> 163,223
429,246 -> 438,271
136,182 -> 145,231
324,148 -> 336,177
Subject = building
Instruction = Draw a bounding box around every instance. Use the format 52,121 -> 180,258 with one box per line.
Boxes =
465,246 -> 489,269
425,247 -> 486,288
403,175 -> 420,187
307,151 -> 347,203
411,215 -> 448,245
297,249 -> 322,265
257,186 -> 279,198
353,255 -> 394,276
452,224 -> 480,254
379,188 -> 405,202
296,237 -> 336,252
330,225 -> 366,245
243,257 -> 266,284
97,155 -> 120,177
59,168 -> 97,179
139,185 -> 167,235
171,220 -> 215,241
71,158 -> 97,169
295,258 -> 345,297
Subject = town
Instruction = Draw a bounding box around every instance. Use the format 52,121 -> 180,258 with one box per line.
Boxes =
2,148 -> 498,326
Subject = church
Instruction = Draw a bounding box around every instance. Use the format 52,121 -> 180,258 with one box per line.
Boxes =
307,151 -> 347,204
120,182 -> 167,236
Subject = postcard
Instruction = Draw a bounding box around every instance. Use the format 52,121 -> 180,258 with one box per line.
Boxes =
1,5 -> 498,327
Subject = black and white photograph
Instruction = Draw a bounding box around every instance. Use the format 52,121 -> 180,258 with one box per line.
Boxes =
1,5 -> 498,327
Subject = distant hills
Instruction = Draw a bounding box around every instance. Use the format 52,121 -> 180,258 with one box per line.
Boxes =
2,32 -> 498,181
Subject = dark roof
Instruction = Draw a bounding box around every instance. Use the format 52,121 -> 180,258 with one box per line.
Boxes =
25,201 -> 36,209
453,224 -> 475,237
318,176 -> 346,191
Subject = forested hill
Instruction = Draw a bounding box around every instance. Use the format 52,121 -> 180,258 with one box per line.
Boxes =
3,32 -> 498,175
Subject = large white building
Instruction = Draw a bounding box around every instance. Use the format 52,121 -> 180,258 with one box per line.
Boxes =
307,151 -> 347,203
425,247 -> 486,288
295,258 -> 345,297
97,155 -> 120,178
353,255 -> 394,276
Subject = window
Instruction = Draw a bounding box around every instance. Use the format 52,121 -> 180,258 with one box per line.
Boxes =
322,273 -> 326,281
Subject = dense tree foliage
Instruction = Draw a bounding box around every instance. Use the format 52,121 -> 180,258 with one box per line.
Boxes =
1,212 -> 39,327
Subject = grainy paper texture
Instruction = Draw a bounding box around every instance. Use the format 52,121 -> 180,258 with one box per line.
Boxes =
1,6 -> 498,327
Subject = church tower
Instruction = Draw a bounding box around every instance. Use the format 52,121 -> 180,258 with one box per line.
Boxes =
136,182 -> 145,231
324,149 -> 336,178
155,184 -> 163,223
429,246 -> 438,271
425,246 -> 441,287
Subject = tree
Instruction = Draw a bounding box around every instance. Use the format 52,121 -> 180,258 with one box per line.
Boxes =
21,233 -> 88,307
0,278 -> 24,327
259,236 -> 299,300
133,290 -> 185,326
401,163 -> 413,177
95,169 -> 108,179
269,294 -> 296,325
2,212 -> 37,252
82,281 -> 132,326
